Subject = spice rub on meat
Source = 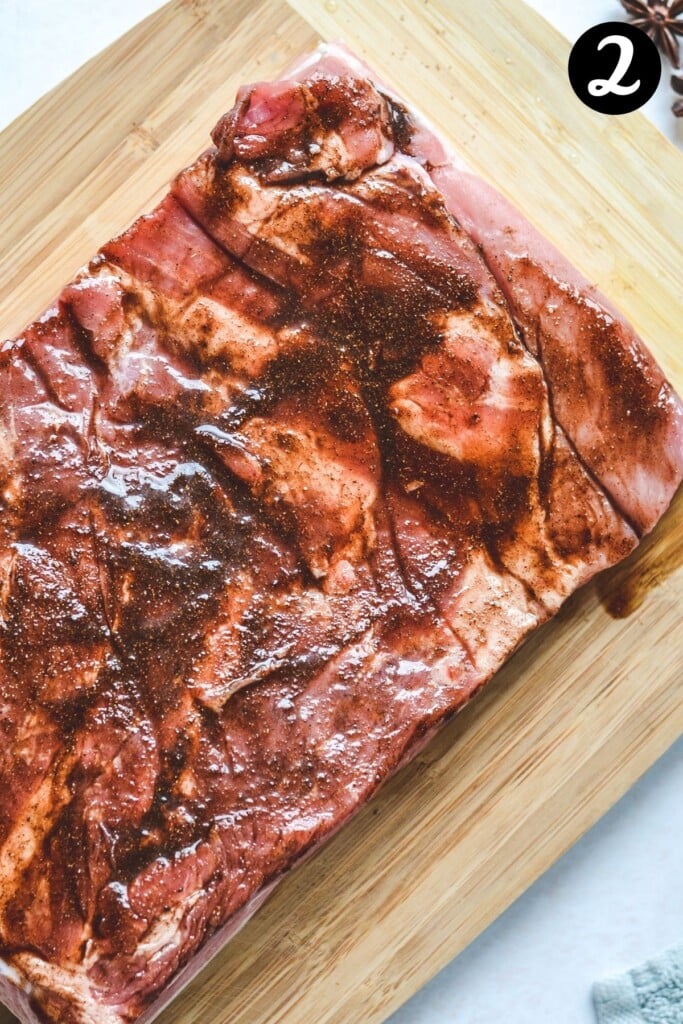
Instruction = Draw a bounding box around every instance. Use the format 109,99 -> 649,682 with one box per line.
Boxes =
1,44 -> 681,1024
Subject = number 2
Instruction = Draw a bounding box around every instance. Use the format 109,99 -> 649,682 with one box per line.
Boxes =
588,34 -> 641,97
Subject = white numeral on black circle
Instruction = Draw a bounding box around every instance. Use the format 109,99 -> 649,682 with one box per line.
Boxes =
588,34 -> 640,97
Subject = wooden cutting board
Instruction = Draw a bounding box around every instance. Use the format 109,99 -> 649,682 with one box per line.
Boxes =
1,1 -> 681,1022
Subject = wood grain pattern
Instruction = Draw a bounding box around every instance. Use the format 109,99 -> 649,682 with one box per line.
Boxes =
0,1 -> 681,1023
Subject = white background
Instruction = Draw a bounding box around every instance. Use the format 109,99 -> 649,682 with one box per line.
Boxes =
0,4 -> 681,1024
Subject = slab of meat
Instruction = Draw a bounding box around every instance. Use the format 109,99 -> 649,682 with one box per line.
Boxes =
1,43 -> 681,1024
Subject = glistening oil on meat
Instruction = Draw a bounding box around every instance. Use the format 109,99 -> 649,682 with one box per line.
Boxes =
0,43 -> 682,1024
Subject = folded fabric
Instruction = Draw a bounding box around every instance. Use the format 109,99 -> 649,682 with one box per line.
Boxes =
593,944 -> 683,1023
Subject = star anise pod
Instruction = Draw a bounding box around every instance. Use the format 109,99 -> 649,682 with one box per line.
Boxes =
620,0 -> 683,68
672,73 -> 683,114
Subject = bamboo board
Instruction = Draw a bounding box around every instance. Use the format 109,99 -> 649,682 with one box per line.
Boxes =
0,1 -> 681,1022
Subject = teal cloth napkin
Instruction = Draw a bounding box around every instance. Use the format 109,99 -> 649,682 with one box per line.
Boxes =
593,944 -> 683,1024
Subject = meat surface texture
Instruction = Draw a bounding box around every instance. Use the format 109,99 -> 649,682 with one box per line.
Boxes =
1,43 -> 682,1024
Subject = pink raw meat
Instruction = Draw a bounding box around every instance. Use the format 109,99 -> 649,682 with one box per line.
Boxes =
0,43 -> 680,1024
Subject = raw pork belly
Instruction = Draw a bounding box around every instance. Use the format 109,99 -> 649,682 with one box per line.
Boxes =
0,44 -> 681,1024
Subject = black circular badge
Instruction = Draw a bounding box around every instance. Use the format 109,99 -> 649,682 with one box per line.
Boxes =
568,21 -> 661,115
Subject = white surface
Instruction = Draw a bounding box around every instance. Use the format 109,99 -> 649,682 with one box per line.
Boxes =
390,739 -> 683,1024
0,4 -> 681,1024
